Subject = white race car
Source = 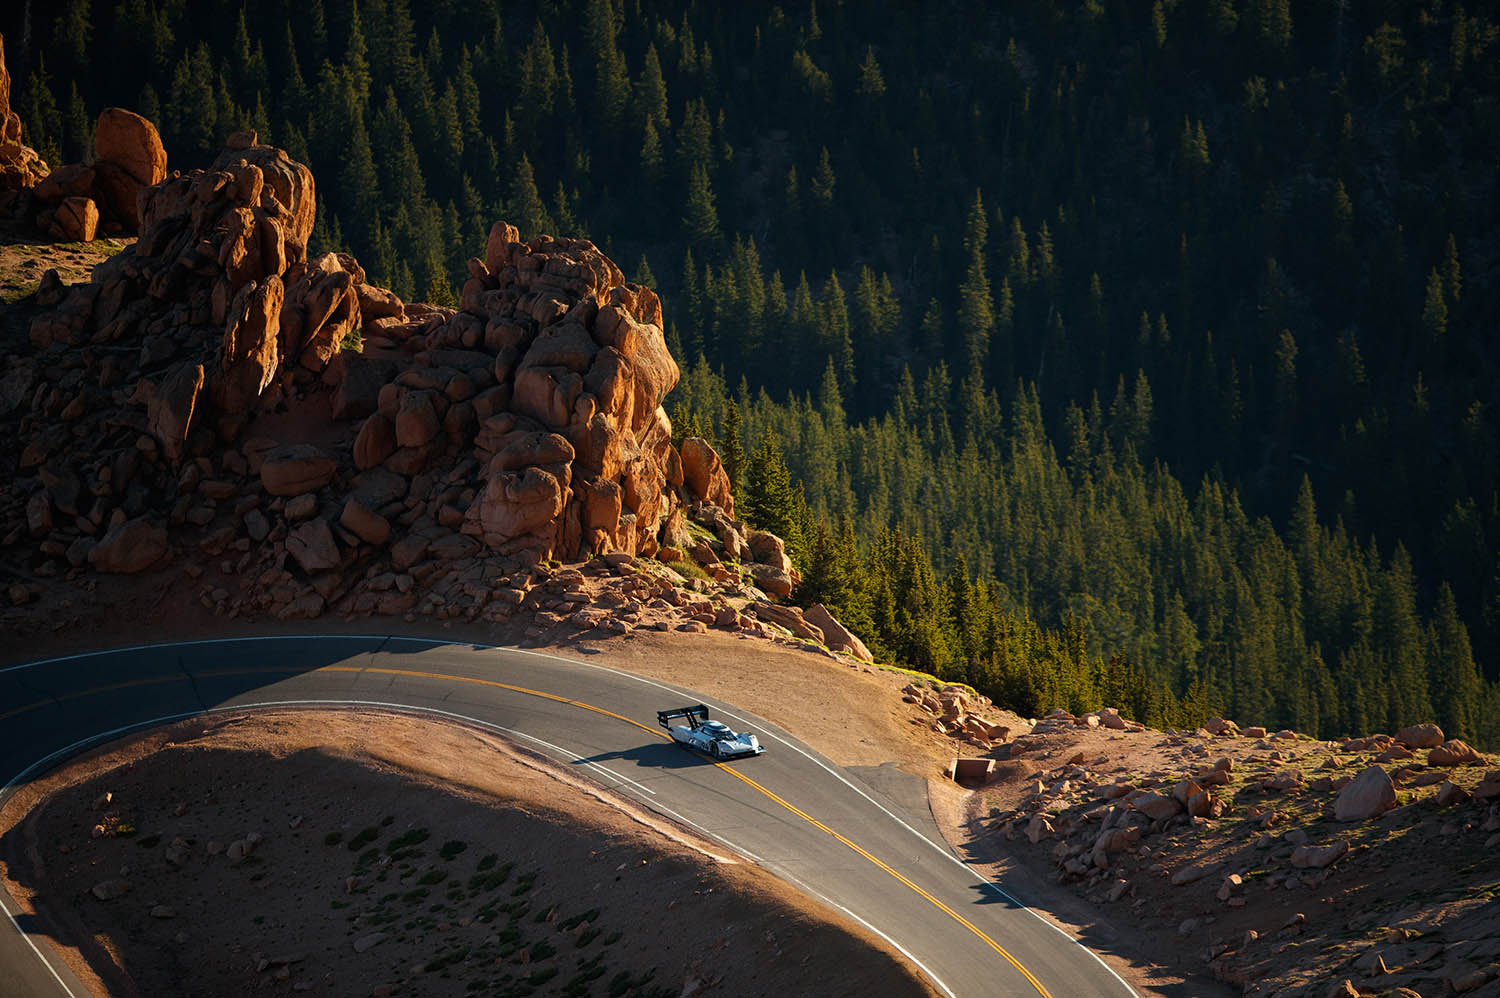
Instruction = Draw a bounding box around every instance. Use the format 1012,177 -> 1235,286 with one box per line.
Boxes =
658,704 -> 765,760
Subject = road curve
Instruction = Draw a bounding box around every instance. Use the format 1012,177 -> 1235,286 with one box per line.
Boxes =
0,636 -> 1138,998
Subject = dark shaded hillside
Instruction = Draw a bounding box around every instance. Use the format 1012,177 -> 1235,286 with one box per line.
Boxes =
5,0 -> 1499,740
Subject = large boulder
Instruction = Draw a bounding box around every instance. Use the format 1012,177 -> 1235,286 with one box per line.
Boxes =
1395,723 -> 1444,749
1334,765 -> 1397,822
750,601 -> 824,643
146,361 -> 205,463
213,276 -> 285,437
89,518 -> 168,573
260,444 -> 338,496
283,254 -> 358,370
1130,793 -> 1183,821
470,466 -> 569,550
680,437 -> 734,513
340,497 -> 390,546
1290,840 -> 1348,869
48,196 -> 99,242
804,604 -> 873,660
286,518 -> 340,574
91,108 -> 167,230
1429,740 -> 1485,767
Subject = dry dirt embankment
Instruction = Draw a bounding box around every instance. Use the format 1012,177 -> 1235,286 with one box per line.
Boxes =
942,708 -> 1500,998
0,709 -> 940,998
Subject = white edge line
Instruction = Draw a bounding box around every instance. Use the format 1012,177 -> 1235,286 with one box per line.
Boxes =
1,708 -> 212,998
0,891 -> 81,998
765,867 -> 957,998
5,634 -> 1136,997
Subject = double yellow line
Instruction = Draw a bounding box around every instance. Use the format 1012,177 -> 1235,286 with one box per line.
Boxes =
7,661 -> 1051,996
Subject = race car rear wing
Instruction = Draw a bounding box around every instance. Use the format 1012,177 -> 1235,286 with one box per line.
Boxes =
657,704 -> 711,730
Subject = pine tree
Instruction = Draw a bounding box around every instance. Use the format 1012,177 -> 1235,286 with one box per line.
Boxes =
1421,268 -> 1448,342
62,82 -> 89,162
54,0 -> 92,72
682,163 -> 721,251
372,87 -> 426,210
721,398 -> 746,493
742,437 -> 805,561
820,272 -> 855,394
584,0 -> 629,133
344,0 -> 372,107
509,155 -> 554,238
634,254 -> 657,289
639,117 -> 664,185
517,20 -> 557,139
17,55 -> 63,167
856,46 -> 886,99
1442,234 -> 1462,306
810,147 -> 836,208
958,190 -> 994,379
635,43 -> 669,130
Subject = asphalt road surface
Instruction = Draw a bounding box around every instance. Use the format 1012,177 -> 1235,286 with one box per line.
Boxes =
0,635 -> 1138,997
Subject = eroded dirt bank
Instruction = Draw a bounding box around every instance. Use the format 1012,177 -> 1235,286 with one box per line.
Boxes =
0,709 -> 940,998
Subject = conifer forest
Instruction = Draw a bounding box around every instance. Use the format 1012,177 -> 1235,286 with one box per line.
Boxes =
7,0 -> 1500,744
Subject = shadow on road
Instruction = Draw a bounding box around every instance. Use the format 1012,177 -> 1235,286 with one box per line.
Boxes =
573,742 -> 707,771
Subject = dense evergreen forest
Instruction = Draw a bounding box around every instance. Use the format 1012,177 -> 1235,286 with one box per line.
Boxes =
6,0 -> 1500,744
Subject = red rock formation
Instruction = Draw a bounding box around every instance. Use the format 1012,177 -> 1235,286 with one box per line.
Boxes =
0,32 -> 50,202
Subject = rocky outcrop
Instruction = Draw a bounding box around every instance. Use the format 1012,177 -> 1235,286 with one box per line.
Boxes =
30,108 -> 169,238
3,132 -> 862,654
0,33 -> 49,201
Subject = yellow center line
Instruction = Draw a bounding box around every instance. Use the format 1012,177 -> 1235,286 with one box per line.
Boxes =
6,661 -> 1051,996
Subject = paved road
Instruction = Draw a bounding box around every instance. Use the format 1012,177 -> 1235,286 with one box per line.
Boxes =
0,636 -> 1137,997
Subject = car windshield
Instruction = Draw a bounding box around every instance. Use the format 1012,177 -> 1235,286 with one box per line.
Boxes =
702,722 -> 731,736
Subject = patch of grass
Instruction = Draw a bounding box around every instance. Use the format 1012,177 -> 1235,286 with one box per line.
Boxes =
401,887 -> 430,905
324,831 -> 343,846
559,908 -> 600,931
439,839 -> 467,861
664,559 -> 710,581
354,847 -> 382,873
469,862 -> 513,893
476,853 -> 499,871
608,968 -> 654,997
423,944 -> 470,973
418,869 -> 448,886
1,280 -> 41,304
528,966 -> 558,986
115,823 -> 138,837
564,959 -> 606,995
387,828 -> 430,853
340,325 -> 363,352
575,926 -> 600,947
529,939 -> 556,962
348,827 -> 379,851
511,871 -> 538,896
